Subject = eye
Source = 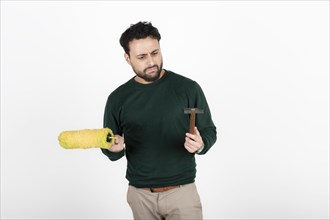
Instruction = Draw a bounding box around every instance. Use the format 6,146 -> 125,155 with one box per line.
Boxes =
137,56 -> 145,60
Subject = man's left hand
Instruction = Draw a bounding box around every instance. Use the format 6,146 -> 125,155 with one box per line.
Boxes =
184,127 -> 204,153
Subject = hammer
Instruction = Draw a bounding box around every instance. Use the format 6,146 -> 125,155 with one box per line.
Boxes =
184,108 -> 204,134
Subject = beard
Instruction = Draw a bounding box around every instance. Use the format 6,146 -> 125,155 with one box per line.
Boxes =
132,61 -> 163,83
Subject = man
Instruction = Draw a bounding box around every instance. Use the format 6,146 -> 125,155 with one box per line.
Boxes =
101,21 -> 217,220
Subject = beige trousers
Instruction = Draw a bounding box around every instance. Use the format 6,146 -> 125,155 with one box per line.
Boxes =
127,183 -> 203,220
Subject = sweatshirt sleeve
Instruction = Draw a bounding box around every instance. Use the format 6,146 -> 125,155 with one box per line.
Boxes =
190,82 -> 217,154
101,94 -> 125,161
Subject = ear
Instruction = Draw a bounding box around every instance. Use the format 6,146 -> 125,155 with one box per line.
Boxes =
124,53 -> 131,65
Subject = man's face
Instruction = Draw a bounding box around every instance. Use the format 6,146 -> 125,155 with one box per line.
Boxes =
125,37 -> 163,84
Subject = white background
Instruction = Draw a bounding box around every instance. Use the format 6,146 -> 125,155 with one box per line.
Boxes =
1,1 -> 329,219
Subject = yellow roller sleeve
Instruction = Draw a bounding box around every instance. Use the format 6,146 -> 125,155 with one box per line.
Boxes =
58,128 -> 114,149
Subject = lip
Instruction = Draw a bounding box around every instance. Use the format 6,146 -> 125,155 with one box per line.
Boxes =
146,66 -> 157,73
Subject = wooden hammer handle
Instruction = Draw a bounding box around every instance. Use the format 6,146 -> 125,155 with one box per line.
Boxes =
189,112 -> 196,134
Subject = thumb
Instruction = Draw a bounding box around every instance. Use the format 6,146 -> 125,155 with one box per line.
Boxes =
194,127 -> 200,136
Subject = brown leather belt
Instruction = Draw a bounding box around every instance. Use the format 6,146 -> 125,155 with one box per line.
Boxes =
144,185 -> 180,193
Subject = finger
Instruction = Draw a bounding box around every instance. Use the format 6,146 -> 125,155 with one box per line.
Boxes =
184,143 -> 195,153
185,137 -> 195,145
114,135 -> 122,144
185,138 -> 199,150
186,132 -> 196,140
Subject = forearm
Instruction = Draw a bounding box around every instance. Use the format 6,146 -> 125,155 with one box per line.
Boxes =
199,126 -> 217,154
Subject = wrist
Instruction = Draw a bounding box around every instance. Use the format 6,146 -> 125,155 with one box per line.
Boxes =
196,143 -> 204,154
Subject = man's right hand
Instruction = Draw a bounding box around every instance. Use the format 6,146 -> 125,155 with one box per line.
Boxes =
108,135 -> 125,152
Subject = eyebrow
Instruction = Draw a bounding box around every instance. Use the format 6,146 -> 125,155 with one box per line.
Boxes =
136,49 -> 159,57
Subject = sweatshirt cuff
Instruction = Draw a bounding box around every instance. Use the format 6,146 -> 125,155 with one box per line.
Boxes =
101,148 -> 125,161
196,143 -> 205,154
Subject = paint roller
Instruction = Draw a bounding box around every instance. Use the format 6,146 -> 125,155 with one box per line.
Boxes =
58,128 -> 115,149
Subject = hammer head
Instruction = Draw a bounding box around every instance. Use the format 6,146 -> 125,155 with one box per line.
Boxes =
184,108 -> 204,114
184,108 -> 204,134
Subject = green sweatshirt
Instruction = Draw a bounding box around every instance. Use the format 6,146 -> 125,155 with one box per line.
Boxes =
101,70 -> 217,188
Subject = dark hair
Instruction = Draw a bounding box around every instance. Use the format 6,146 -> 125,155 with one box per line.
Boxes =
119,21 -> 161,55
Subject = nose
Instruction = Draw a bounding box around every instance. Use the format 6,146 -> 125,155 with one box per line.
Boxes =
146,55 -> 155,67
